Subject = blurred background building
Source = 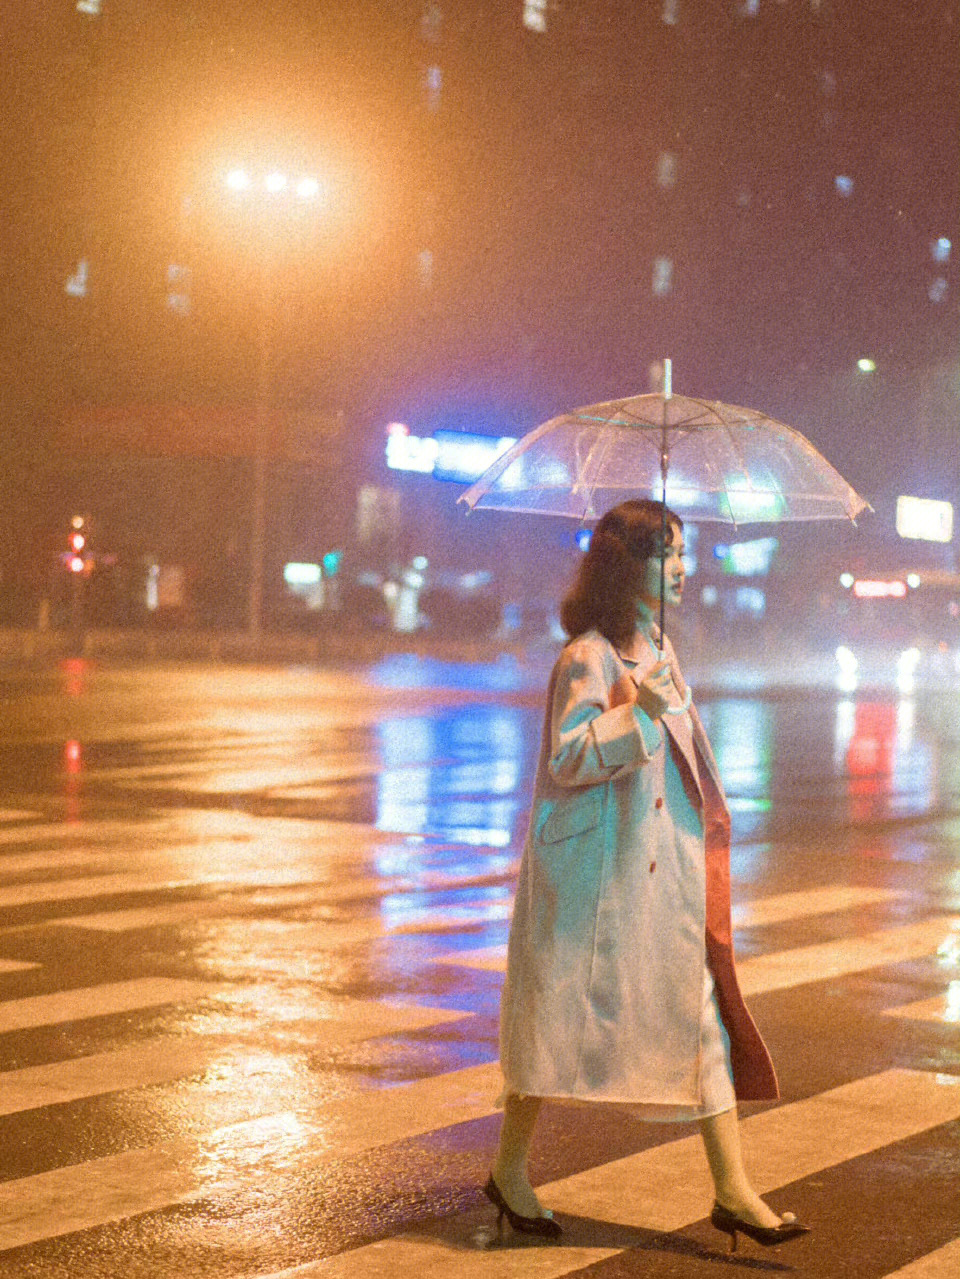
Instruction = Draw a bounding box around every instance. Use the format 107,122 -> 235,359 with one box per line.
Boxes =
0,1 -> 956,651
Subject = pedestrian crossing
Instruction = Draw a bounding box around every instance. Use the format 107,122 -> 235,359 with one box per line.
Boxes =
0,808 -> 955,1276
248,1069 -> 960,1279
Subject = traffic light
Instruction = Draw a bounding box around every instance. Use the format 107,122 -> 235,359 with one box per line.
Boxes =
64,517 -> 89,574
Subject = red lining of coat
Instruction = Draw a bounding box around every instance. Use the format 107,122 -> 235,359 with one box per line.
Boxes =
664,728 -> 780,1102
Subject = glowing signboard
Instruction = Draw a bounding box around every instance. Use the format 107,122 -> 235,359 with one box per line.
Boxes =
385,424 -> 516,482
896,496 -> 954,543
713,537 -> 778,576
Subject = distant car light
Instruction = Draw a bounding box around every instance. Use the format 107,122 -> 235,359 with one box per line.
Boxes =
853,579 -> 907,599
835,646 -> 858,673
835,645 -> 858,692
898,647 -> 921,672
897,647 -> 921,695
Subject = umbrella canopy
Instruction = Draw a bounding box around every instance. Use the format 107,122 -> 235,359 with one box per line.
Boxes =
458,391 -> 870,526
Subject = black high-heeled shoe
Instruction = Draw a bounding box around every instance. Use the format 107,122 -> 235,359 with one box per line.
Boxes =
710,1201 -> 810,1252
483,1175 -> 563,1239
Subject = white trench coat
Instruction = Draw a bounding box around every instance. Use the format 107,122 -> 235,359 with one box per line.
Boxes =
499,628 -> 778,1107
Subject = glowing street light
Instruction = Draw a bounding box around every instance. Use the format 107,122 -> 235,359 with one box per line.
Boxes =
856,357 -> 877,374
224,169 -> 321,200
218,161 -> 327,637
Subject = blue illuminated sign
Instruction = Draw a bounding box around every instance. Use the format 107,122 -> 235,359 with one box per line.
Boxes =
385,424 -> 516,483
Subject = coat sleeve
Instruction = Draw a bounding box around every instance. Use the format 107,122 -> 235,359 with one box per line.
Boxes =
547,642 -> 663,787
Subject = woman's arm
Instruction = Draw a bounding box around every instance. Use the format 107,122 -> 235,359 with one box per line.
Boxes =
547,644 -> 663,787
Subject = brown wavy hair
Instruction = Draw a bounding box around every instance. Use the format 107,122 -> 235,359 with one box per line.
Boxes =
560,499 -> 683,646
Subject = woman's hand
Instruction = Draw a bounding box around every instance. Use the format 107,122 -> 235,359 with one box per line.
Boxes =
633,660 -> 673,721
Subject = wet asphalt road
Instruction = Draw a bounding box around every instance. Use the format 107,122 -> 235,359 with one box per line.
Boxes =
0,653 -> 957,1278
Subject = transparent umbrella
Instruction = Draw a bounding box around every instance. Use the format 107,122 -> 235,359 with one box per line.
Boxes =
458,362 -> 871,651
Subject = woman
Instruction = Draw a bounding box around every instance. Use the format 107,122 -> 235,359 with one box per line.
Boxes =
484,499 -> 808,1252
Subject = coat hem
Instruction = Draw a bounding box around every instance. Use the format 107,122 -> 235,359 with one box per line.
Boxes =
496,1084 -> 708,1109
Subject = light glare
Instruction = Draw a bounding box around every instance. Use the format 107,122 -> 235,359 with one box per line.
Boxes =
296,177 -> 320,199
226,169 -> 251,191
265,172 -> 287,193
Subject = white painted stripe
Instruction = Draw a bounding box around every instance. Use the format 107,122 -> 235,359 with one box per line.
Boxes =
438,916 -> 959,989
731,884 -> 905,927
883,989 -> 960,1025
0,810 -> 42,822
109,762 -> 373,794
0,823 -> 120,847
0,957 -> 40,973
53,901 -> 510,940
736,916 -> 959,995
0,979 -> 214,1034
0,871 -> 325,910
882,1238 -> 960,1278
45,871 -> 515,933
219,991 -> 467,1043
0,816 -> 401,850
0,1038 -> 224,1116
253,1069 -> 960,1278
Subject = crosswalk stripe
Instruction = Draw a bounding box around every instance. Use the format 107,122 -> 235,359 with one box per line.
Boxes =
736,916 -> 959,995
436,915 -> 959,992
0,810 -> 42,822
882,1238 -> 960,1278
0,1038 -> 225,1116
0,979 -> 215,1034
52,901 -> 510,940
252,1068 -> 960,1278
0,1059 -> 498,1254
731,884 -> 905,927
108,761 -> 378,793
0,1001 -> 472,1128
0,872 -> 314,911
882,987 -> 960,1024
44,870 -> 516,933
0,957 -> 40,973
0,817 -> 407,850
0,980 -> 466,1041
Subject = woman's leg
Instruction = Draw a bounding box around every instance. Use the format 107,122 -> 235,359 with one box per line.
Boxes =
698,1106 -> 781,1228
491,1094 -> 546,1217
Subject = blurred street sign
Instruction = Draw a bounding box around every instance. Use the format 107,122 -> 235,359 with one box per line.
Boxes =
896,495 -> 954,543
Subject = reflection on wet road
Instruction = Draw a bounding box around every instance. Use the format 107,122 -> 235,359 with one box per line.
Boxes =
0,656 -> 956,1277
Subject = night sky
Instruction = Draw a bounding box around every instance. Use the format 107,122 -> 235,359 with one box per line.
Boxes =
0,1 -> 956,582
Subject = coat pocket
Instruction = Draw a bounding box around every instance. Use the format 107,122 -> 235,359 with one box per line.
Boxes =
535,787 -> 603,845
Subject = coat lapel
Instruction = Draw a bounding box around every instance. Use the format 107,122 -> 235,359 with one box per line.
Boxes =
615,634 -> 727,817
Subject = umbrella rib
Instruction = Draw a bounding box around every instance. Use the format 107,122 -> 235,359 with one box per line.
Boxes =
576,426 -> 616,520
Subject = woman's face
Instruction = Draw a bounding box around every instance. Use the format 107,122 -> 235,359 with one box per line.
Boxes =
637,520 -> 686,610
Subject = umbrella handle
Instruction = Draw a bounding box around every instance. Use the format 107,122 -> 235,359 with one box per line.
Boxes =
662,688 -> 693,715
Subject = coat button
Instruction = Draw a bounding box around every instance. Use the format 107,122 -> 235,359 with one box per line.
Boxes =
649,860 -> 657,873
655,797 -> 664,809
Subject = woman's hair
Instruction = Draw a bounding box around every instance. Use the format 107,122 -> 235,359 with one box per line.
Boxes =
560,499 -> 683,646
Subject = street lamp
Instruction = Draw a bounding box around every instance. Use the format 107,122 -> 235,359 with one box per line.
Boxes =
223,167 -> 321,637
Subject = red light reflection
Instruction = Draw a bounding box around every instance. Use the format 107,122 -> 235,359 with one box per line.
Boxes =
63,739 -> 84,823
